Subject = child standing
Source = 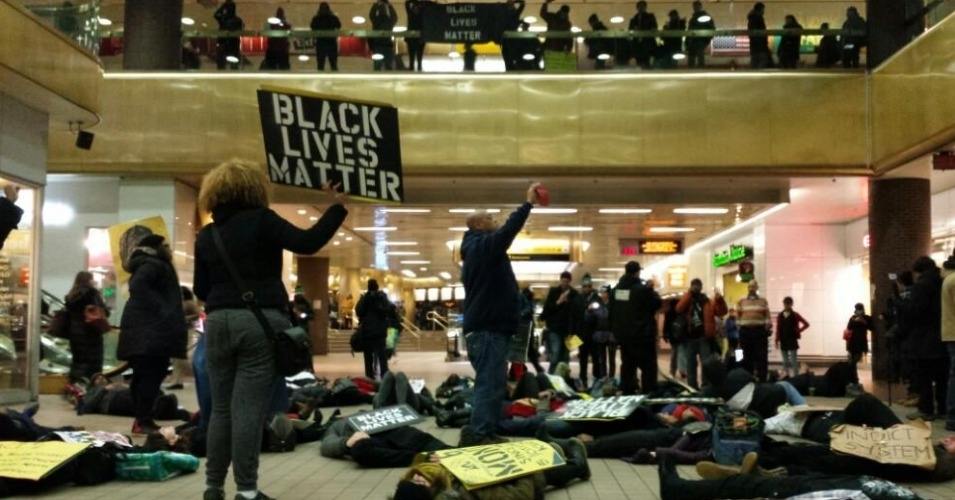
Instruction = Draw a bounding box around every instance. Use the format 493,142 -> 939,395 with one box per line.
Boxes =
775,297 -> 810,378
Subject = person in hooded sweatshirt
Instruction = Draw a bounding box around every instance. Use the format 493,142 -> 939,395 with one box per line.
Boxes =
458,183 -> 540,447
610,261 -> 662,395
117,234 -> 187,435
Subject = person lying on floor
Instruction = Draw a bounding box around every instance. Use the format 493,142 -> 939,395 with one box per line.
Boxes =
767,360 -> 863,397
700,358 -> 806,419
320,415 -> 451,468
0,404 -> 79,441
392,437 -> 591,500
764,392 -> 898,444
76,373 -> 192,422
570,404 -> 713,460
658,455 -> 924,500
373,371 -> 436,416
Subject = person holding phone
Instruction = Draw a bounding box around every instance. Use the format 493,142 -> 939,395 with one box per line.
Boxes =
541,271 -> 580,374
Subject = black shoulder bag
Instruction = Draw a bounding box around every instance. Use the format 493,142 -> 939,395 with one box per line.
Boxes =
210,226 -> 313,376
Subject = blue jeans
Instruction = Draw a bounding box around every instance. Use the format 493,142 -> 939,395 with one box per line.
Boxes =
546,330 -> 569,374
776,381 -> 807,406
466,331 -> 510,439
782,349 -> 799,378
681,337 -> 711,389
947,343 -> 955,426
192,333 -> 211,431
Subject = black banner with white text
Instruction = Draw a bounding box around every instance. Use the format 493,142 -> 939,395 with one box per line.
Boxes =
257,88 -> 404,202
347,405 -> 423,434
419,1 -> 513,43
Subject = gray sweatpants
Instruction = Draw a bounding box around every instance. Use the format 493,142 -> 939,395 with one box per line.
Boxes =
205,308 -> 286,491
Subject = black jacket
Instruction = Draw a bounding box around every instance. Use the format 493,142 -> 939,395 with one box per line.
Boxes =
310,13 -> 341,47
747,11 -> 768,51
65,287 -> 107,367
0,197 -> 23,251
118,252 -> 188,360
356,291 -> 396,341
541,286 -> 580,336
194,204 -> 347,312
901,268 -> 945,359
461,203 -> 532,335
687,10 -> 715,46
609,275 -> 661,344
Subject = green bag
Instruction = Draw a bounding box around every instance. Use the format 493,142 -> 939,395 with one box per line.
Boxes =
386,327 -> 401,350
115,452 -> 199,481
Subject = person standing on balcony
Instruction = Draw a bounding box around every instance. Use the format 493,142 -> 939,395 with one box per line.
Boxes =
214,0 -> 244,70
737,280 -> 771,382
586,14 -> 611,70
459,184 -> 540,446
405,0 -> 426,71
500,0 -> 527,71
659,9 -> 686,68
747,2 -> 773,69
262,7 -> 291,70
629,0 -> 658,69
778,14 -> 803,68
840,6 -> 866,68
815,22 -> 841,68
311,3 -> 342,72
686,0 -> 715,68
540,0 -> 573,53
369,0 -> 399,70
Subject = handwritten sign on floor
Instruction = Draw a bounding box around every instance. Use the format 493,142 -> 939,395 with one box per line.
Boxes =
830,423 -> 936,470
557,395 -> 646,421
0,441 -> 89,481
435,439 -> 564,490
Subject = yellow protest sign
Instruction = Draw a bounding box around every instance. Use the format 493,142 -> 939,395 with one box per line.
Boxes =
434,440 -> 564,491
564,335 -> 583,351
0,441 -> 89,481
107,216 -> 170,284
829,423 -> 936,470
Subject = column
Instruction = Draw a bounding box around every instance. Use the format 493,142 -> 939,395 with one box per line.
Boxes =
866,0 -> 911,68
123,0 -> 184,70
868,157 -> 932,380
297,256 -> 330,355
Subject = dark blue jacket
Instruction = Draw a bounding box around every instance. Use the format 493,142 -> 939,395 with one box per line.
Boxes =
461,203 -> 532,334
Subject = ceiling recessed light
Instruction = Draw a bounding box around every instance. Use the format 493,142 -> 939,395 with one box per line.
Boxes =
297,209 -> 307,215
697,15 -> 712,23
225,55 -> 240,63
532,208 -> 578,214
522,53 -> 536,61
548,226 -> 593,232
448,51 -> 460,59
674,208 -> 729,214
597,53 -> 611,61
309,216 -> 318,221
609,16 -> 624,24
333,241 -> 341,246
355,226 -> 397,231
381,241 -> 418,246
298,54 -> 310,62
419,267 -> 428,271
570,26 -> 582,33
599,208 -> 653,214
386,251 -> 420,256
181,17 -> 195,26
353,15 -> 366,24
673,53 -> 687,61
267,16 -> 281,24
528,25 -> 547,32
401,260 -> 431,265
449,227 -> 469,231
401,269 -> 417,278
382,208 -> 432,213
523,15 -> 538,23
598,267 -> 625,272
393,26 -> 408,32
649,227 -> 696,233
338,232 -> 345,236
345,237 -> 353,241
439,272 -> 452,280
97,17 -> 112,26
371,53 -> 384,61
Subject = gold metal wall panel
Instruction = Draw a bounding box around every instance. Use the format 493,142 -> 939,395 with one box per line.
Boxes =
0,1 -> 100,119
49,73 -> 868,175
871,12 -> 955,172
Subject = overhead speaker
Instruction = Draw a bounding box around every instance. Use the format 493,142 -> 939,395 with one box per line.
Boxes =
75,130 -> 94,150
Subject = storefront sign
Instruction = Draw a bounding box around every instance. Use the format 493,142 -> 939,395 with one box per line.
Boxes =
347,404 -> 423,434
257,87 -> 404,203
830,423 -> 936,470
557,395 -> 646,421
419,2 -> 511,43
712,245 -> 753,267
434,439 -> 565,490
620,239 -> 683,256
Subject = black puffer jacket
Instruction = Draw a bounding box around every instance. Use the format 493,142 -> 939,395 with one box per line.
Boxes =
118,251 -> 187,360
356,291 -> 396,342
609,275 -> 662,344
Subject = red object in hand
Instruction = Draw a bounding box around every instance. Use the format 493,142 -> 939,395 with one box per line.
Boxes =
535,185 -> 550,206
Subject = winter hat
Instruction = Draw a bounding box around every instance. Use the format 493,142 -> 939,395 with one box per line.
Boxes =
137,234 -> 166,249
394,481 -> 431,500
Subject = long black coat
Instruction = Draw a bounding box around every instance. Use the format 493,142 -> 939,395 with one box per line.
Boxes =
901,268 -> 945,360
118,252 -> 187,360
356,291 -> 396,344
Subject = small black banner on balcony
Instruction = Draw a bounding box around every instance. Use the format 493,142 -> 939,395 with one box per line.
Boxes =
347,405 -> 424,434
419,2 -> 512,43
257,87 -> 404,203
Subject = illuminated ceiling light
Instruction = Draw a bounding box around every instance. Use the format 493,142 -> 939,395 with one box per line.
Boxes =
449,227 -> 469,231
439,271 -> 452,280
297,209 -> 307,215
599,208 -> 652,214
298,54 -> 310,62
371,53 -> 385,61
446,240 -> 460,250
522,53 -> 535,61
649,227 -> 695,233
401,269 -> 417,278
181,17 -> 195,26
97,17 -> 112,26
381,208 -> 431,213
449,208 -> 501,214
226,55 -> 240,63
548,226 -> 593,232
401,260 -> 431,265
309,216 -> 318,221
267,16 -> 281,24
345,237 -> 354,241
393,25 -> 407,32
532,208 -> 578,214
528,25 -> 547,33
338,232 -> 346,236
381,241 -> 418,246
419,267 -> 428,271
353,15 -> 366,24
43,201 -> 76,227
448,51 -> 461,59
333,241 -> 341,246
598,267 -> 625,273
581,241 -> 591,252
576,36 -> 584,43
570,26 -> 582,33
697,15 -> 712,23
355,226 -> 397,231
609,16 -> 625,24
672,53 -> 687,61
674,207 -> 729,214
597,53 -> 611,61
386,251 -> 420,256
523,15 -> 538,23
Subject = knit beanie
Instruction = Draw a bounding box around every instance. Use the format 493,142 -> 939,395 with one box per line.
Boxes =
394,481 -> 432,500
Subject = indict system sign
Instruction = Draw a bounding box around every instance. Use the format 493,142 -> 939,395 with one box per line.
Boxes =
257,88 -> 404,202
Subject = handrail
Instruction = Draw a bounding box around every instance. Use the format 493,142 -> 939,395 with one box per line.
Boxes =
400,316 -> 422,340
426,311 -> 449,331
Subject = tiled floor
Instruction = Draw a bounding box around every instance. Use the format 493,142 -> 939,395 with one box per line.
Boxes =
18,352 -> 955,499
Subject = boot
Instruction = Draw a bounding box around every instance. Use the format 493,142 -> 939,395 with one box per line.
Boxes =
542,438 -> 590,488
695,452 -> 757,480
436,408 -> 471,428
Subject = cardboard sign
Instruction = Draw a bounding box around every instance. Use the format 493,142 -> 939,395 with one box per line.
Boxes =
257,87 -> 403,203
107,216 -> 170,284
0,441 -> 89,481
347,404 -> 423,435
557,395 -> 646,421
643,397 -> 725,406
419,1 -> 512,43
564,334 -> 583,351
435,439 -> 564,490
829,423 -> 936,470
54,431 -> 133,448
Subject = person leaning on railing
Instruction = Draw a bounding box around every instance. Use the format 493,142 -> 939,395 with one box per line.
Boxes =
686,0 -> 715,68
311,2 -> 342,72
